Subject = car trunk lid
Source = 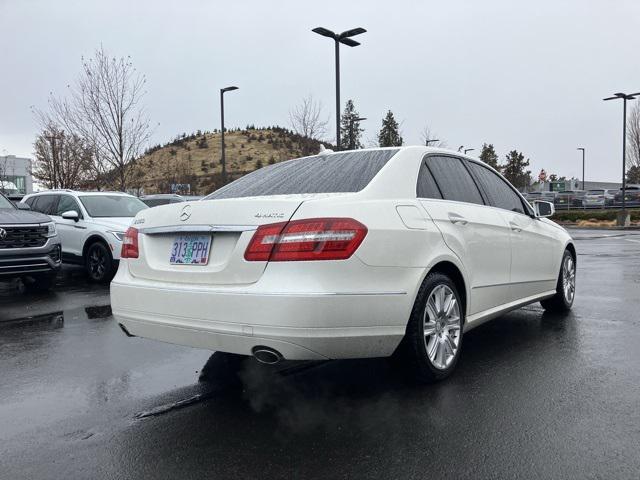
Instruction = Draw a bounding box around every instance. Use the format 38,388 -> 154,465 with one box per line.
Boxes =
127,196 -> 312,285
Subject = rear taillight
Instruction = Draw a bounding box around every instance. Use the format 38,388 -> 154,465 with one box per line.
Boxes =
121,227 -> 139,259
244,218 -> 367,262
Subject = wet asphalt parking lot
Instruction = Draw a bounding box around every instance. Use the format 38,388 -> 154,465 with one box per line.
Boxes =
1,228 -> 639,480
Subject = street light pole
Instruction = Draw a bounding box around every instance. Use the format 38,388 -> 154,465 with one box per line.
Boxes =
45,133 -> 60,189
348,116 -> 366,150
220,86 -> 238,185
577,147 -> 585,190
464,148 -> 475,155
604,92 -> 640,213
312,26 -> 366,150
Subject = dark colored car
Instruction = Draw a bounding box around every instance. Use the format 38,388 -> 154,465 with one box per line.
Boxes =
140,194 -> 185,208
0,192 -> 61,291
554,191 -> 585,209
613,185 -> 640,207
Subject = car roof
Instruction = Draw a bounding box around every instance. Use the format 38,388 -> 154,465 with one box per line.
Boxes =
141,194 -> 183,199
27,190 -> 134,197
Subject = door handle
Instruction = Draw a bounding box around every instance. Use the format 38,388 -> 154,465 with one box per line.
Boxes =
448,213 -> 468,225
509,222 -> 522,232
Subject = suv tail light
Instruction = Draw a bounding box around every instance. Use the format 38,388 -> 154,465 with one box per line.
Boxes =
244,218 -> 367,262
121,227 -> 139,259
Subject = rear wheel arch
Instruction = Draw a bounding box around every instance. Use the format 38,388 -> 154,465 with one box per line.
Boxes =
424,261 -> 467,320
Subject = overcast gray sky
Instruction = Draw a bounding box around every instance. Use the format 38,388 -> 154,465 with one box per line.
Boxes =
1,0 -> 639,182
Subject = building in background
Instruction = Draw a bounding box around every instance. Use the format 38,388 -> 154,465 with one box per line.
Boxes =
0,155 -> 33,195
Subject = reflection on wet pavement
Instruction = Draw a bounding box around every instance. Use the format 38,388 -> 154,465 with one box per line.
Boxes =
0,230 -> 639,479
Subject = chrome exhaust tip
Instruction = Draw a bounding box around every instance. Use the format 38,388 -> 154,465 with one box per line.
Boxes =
251,346 -> 283,365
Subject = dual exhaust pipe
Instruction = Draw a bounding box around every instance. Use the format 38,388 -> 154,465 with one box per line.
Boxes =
251,346 -> 283,365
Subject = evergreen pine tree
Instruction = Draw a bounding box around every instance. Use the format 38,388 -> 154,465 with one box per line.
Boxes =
377,110 -> 403,147
339,99 -> 364,150
627,165 -> 640,184
501,150 -> 532,189
479,143 -> 499,169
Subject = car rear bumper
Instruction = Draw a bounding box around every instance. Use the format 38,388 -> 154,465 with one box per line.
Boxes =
111,263 -> 417,360
0,240 -> 62,278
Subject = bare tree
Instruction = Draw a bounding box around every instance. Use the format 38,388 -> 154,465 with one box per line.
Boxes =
627,102 -> 640,169
38,46 -> 151,191
0,155 -> 10,194
420,125 -> 447,148
31,124 -> 95,189
289,95 -> 329,154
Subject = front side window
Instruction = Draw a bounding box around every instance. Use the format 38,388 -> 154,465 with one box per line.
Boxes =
468,162 -> 527,214
79,195 -> 148,218
205,150 -> 399,200
425,156 -> 484,205
56,195 -> 82,217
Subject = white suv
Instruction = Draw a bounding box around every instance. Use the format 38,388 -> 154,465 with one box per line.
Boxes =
111,147 -> 575,382
22,190 -> 148,283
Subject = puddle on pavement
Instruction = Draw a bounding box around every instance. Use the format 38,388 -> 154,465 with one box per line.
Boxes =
85,305 -> 112,319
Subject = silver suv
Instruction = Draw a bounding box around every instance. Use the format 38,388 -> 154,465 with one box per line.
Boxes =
0,192 -> 61,291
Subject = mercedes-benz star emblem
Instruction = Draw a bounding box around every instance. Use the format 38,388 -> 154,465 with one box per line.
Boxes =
179,205 -> 192,221
0,228 -> 6,240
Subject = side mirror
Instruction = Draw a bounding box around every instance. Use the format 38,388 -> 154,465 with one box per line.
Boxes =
61,210 -> 80,222
17,203 -> 31,210
533,200 -> 554,218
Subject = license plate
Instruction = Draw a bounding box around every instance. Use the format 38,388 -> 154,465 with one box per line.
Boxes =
169,235 -> 211,265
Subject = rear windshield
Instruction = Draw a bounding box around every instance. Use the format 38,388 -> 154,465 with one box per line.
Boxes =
79,195 -> 148,217
205,150 -> 399,200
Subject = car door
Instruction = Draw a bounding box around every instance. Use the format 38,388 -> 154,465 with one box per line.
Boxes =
52,194 -> 86,258
417,155 -> 512,316
467,162 -> 557,302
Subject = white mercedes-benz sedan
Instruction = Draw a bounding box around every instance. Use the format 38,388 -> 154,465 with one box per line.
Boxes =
111,146 -> 576,382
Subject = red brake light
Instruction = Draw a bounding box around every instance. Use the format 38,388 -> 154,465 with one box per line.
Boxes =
121,227 -> 139,259
244,218 -> 367,262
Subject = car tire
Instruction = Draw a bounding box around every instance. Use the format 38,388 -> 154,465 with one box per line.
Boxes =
24,273 -> 57,292
396,272 -> 464,383
540,249 -> 575,313
85,241 -> 114,284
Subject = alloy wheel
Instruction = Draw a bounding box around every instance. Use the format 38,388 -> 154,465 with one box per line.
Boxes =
89,247 -> 106,280
423,284 -> 462,370
562,255 -> 576,304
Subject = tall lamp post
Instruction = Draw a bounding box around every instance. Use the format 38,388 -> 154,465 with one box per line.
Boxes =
347,116 -> 366,150
577,147 -> 585,190
312,26 -> 366,150
45,133 -> 61,189
603,92 -> 639,213
220,86 -> 239,184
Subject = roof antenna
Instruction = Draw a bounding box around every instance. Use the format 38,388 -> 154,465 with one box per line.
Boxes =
318,145 -> 334,155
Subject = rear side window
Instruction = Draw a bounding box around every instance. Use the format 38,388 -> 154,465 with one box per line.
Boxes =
468,163 -> 526,214
31,195 -> 59,215
206,150 -> 399,200
425,156 -> 484,205
417,158 -> 442,199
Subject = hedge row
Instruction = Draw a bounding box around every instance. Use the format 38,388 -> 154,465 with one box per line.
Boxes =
551,209 -> 640,222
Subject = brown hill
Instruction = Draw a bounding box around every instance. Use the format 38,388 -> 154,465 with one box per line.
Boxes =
128,127 -> 331,195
